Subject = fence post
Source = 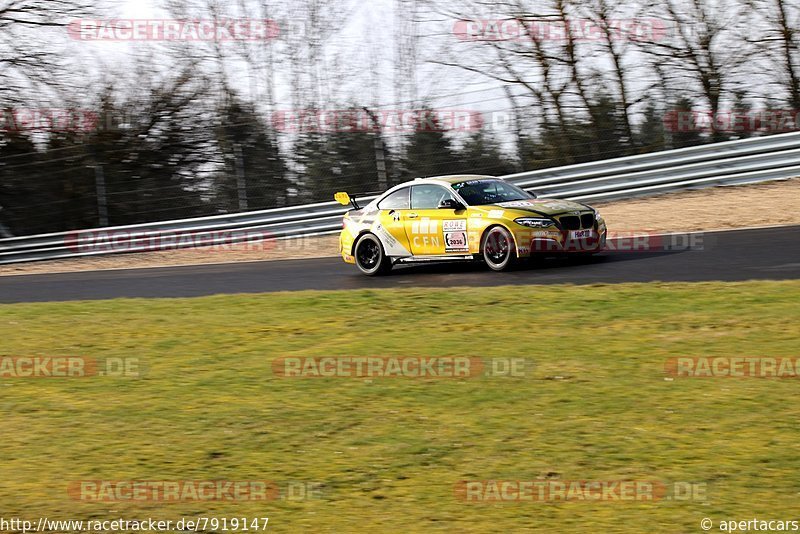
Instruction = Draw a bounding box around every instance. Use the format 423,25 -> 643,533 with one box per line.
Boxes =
234,144 -> 249,211
363,108 -> 389,191
94,164 -> 109,227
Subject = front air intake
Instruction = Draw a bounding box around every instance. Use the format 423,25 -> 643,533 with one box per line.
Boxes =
559,216 -> 581,230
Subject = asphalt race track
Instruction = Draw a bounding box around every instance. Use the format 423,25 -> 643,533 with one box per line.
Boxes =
1,226 -> 799,304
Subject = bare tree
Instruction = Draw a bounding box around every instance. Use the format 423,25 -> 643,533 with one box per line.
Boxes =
394,0 -> 420,106
638,0 -> 756,140
0,0 -> 96,102
424,0 -> 617,162
579,0 -> 652,146
749,0 -> 800,109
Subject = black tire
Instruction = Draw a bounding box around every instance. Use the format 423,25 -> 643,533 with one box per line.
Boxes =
354,233 -> 392,276
481,226 -> 517,271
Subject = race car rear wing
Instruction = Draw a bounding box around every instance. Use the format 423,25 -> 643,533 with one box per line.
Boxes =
335,192 -> 360,210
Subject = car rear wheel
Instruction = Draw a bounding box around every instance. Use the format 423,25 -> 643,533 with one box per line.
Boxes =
481,226 -> 516,271
354,233 -> 392,276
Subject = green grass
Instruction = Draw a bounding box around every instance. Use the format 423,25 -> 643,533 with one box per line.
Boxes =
0,282 -> 799,533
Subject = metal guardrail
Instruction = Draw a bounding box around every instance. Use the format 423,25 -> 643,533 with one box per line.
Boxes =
2,131 -> 800,265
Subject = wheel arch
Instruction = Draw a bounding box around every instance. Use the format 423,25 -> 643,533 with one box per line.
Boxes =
480,223 -> 520,255
350,229 -> 378,257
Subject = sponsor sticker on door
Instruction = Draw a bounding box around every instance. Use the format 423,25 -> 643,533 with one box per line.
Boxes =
443,220 -> 469,252
443,220 -> 467,232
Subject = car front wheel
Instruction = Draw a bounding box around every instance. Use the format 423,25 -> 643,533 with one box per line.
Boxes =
481,226 -> 517,271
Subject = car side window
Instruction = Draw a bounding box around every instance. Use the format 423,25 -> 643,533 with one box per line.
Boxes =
378,187 -> 410,210
411,185 -> 455,210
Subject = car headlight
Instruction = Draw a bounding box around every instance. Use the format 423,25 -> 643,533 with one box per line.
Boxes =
515,217 -> 556,228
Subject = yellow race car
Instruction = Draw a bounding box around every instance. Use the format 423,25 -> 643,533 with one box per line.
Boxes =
336,175 -> 607,275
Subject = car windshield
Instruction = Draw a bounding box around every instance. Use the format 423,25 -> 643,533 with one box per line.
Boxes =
452,179 -> 535,206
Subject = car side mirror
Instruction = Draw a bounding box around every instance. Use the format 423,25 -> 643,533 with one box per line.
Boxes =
438,199 -> 465,210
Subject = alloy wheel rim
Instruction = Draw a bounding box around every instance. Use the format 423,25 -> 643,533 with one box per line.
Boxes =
357,240 -> 380,269
485,231 -> 509,265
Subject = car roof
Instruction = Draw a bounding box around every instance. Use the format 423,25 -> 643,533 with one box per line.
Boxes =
403,174 -> 499,186
370,175 -> 503,205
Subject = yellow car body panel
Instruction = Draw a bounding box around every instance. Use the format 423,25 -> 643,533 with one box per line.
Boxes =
337,176 -> 607,271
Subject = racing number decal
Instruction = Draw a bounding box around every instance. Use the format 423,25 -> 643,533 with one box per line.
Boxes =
443,220 -> 469,253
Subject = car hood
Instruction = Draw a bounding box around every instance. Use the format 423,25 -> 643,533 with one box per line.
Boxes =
485,198 -> 594,217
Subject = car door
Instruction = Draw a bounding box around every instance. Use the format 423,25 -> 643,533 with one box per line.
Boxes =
405,184 -> 469,256
373,186 -> 414,257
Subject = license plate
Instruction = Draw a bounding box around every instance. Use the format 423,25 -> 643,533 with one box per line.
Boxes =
570,230 -> 594,239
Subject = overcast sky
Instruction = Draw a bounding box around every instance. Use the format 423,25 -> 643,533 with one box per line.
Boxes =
28,0 -> 779,148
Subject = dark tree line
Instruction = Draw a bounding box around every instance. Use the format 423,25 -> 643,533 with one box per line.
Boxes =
0,87 -> 778,236
1,0 -> 799,236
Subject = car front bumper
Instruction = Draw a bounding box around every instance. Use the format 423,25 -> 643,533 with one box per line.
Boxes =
515,227 -> 608,256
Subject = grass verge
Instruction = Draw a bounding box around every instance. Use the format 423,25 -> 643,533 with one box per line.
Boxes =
0,281 -> 799,532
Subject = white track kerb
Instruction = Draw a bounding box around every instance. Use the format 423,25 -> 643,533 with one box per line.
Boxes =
2,131 -> 800,265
